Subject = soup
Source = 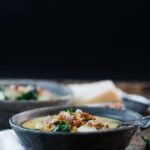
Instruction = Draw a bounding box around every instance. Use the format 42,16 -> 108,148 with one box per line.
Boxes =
22,109 -> 120,133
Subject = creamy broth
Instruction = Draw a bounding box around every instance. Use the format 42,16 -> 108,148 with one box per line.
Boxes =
23,116 -> 120,131
22,109 -> 121,132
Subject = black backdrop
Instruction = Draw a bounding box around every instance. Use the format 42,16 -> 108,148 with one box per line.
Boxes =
0,0 -> 150,80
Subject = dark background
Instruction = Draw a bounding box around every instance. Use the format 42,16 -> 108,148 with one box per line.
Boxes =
0,0 -> 149,80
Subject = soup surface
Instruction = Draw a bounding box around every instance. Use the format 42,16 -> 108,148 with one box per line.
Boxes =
22,109 -> 120,133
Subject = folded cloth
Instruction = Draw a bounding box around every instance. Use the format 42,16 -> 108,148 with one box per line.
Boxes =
69,80 -> 122,105
0,129 -> 25,150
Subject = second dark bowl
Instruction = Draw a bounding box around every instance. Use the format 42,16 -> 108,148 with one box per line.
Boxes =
0,79 -> 72,129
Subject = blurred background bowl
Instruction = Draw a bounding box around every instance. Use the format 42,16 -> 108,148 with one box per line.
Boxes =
0,79 -> 73,129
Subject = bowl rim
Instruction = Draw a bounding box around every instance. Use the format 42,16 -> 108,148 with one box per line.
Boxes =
9,106 -> 141,135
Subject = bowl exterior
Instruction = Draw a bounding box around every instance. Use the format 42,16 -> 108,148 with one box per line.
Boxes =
123,98 -> 149,113
11,125 -> 137,150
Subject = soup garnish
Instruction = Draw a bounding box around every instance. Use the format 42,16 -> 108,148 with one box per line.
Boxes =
22,109 -> 120,132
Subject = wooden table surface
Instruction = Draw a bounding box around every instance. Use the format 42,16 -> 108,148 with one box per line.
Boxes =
126,128 -> 150,150
116,81 -> 150,149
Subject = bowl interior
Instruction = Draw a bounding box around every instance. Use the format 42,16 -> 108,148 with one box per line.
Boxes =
10,106 -> 142,130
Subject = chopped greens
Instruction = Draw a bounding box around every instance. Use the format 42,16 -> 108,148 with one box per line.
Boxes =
17,90 -> 38,100
54,121 -> 71,132
142,136 -> 150,150
66,108 -> 74,114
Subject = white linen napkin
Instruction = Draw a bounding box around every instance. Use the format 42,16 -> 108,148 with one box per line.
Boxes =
69,80 -> 122,105
0,130 -> 25,150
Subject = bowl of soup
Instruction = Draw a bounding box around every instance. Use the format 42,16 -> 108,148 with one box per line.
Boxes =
0,79 -> 72,129
10,106 -> 141,150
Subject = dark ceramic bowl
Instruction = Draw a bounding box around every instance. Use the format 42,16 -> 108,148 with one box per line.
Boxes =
10,106 -> 141,150
122,94 -> 150,113
0,79 -> 72,129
